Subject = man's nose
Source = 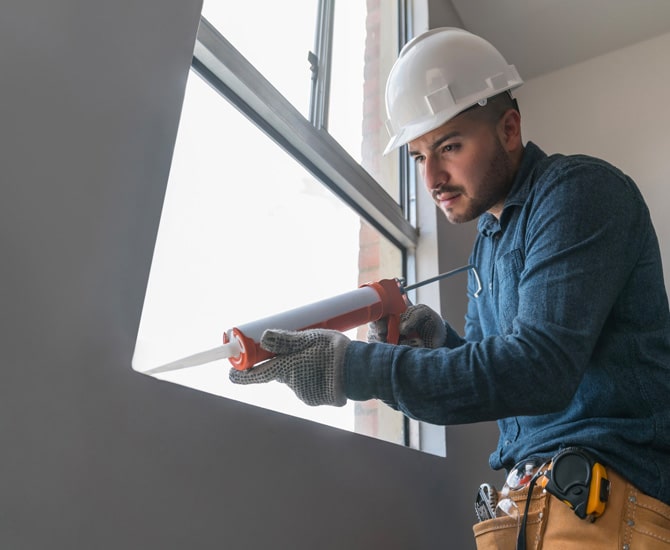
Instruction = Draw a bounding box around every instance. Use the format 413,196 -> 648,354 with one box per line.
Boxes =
423,155 -> 447,191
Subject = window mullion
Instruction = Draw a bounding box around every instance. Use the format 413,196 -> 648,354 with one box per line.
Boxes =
308,0 -> 335,130
397,0 -> 416,224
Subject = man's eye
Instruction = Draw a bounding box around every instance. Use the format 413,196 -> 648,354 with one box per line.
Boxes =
441,143 -> 460,153
412,155 -> 425,165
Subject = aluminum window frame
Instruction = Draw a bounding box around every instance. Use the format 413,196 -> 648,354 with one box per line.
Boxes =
192,15 -> 417,252
308,0 -> 334,131
189,7 -> 436,451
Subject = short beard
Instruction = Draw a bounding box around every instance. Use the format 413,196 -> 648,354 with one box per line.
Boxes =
442,137 -> 514,224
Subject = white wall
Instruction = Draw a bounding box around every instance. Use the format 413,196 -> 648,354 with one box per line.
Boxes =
516,31 -> 670,287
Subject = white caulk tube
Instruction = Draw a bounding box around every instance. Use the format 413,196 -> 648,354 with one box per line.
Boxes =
141,279 -> 407,376
225,278 -> 409,370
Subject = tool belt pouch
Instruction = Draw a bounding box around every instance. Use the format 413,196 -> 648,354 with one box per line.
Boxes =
474,447 -> 611,549
473,487 -> 548,550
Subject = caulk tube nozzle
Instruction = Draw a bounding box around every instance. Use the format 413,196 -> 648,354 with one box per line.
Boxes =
141,339 -> 242,375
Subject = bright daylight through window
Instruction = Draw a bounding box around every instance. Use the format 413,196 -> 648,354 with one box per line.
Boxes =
133,1 -> 415,445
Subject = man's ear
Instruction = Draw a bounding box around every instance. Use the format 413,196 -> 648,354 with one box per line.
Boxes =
498,108 -> 522,152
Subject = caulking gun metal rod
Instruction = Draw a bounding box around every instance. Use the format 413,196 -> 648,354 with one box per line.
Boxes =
402,264 -> 475,292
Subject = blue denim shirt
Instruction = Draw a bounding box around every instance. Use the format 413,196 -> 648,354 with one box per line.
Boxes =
345,142 -> 670,505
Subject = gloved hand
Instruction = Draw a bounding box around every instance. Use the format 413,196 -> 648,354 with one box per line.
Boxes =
366,316 -> 389,344
367,304 -> 446,348
228,328 -> 349,407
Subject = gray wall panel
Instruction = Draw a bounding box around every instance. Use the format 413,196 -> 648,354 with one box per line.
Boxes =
0,1 -> 473,548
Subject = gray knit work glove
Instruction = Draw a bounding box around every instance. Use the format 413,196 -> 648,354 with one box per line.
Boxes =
368,304 -> 446,348
228,329 -> 349,407
366,317 -> 389,344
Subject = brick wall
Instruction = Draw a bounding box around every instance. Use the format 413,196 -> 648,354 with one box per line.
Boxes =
355,0 -> 384,438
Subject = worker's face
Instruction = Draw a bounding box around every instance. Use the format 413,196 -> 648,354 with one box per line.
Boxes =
408,111 -> 517,223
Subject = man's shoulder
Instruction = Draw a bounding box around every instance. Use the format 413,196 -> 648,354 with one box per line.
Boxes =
538,150 -> 628,184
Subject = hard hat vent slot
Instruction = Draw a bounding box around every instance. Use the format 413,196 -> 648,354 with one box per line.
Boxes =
425,85 -> 456,115
486,72 -> 509,91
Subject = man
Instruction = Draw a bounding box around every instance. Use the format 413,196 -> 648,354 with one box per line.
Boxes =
231,28 -> 670,548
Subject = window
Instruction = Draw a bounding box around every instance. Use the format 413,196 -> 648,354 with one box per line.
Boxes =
199,1 -> 317,118
133,2 -> 419,446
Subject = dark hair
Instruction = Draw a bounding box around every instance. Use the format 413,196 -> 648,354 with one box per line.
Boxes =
460,91 -> 520,125
488,91 -> 520,118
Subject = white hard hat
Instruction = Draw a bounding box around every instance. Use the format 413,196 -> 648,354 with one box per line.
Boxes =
383,27 -> 523,154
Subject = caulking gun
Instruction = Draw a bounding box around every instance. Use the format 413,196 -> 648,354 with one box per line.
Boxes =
141,264 -> 478,376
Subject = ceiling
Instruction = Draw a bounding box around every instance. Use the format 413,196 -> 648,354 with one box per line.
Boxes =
430,0 -> 670,80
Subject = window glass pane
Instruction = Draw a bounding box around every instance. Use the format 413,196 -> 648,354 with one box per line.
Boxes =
330,1 -> 401,204
133,71 -> 405,442
328,2 -> 366,161
200,0 -> 316,118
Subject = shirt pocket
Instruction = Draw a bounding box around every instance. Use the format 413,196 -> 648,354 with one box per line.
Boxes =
496,248 -> 524,335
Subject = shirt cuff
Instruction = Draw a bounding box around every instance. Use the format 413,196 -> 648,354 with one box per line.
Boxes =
343,340 -> 395,403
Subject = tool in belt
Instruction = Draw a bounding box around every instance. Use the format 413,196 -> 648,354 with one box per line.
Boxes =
475,447 -> 611,550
